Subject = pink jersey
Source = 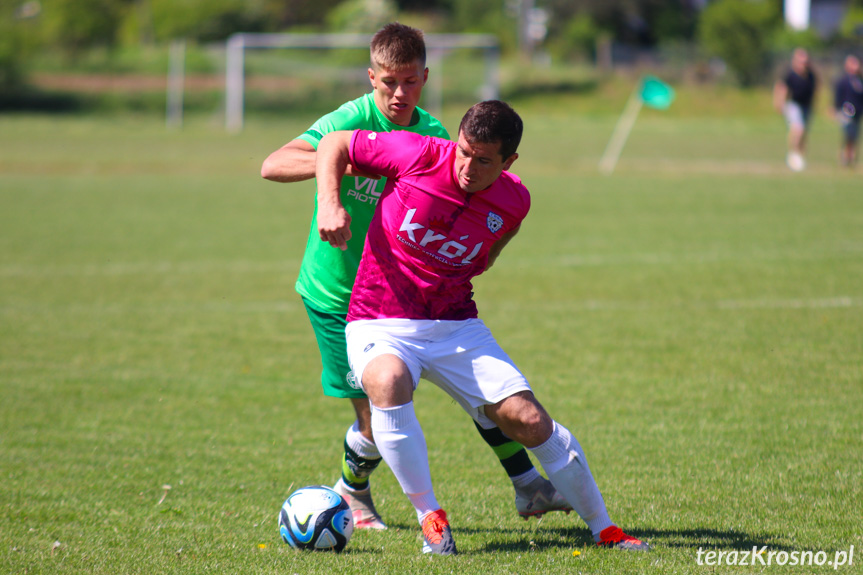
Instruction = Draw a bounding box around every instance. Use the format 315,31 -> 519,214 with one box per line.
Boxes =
346,129 -> 530,321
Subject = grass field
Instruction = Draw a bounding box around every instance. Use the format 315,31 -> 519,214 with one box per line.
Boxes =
1,97 -> 862,575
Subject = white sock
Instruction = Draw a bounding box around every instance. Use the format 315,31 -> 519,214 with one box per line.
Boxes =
510,468 -> 542,491
345,419 -> 380,460
370,402 -> 440,524
529,421 -> 613,539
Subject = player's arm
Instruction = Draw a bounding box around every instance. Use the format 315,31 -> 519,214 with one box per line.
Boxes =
834,79 -> 844,115
261,139 -> 380,183
261,139 -> 316,182
315,131 -> 356,251
810,76 -> 818,110
486,224 -> 521,270
773,80 -> 788,113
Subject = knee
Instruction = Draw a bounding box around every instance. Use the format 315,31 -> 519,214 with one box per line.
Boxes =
486,392 -> 553,448
362,355 -> 414,407
514,410 -> 553,447
499,399 -> 540,426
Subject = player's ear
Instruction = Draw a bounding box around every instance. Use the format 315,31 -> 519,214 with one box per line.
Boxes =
502,153 -> 518,171
422,67 -> 429,86
368,67 -> 376,88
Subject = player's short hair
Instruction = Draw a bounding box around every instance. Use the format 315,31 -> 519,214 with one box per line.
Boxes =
458,100 -> 523,160
370,23 -> 426,71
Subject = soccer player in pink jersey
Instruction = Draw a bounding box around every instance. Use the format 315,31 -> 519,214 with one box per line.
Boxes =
262,23 -> 568,530
315,100 -> 650,555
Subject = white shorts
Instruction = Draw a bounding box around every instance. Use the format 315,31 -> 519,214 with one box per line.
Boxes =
345,318 -> 532,429
784,101 -> 810,129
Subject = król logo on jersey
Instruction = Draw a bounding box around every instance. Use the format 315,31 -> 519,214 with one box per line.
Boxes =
348,177 -> 382,206
487,212 -> 504,233
399,208 -> 483,265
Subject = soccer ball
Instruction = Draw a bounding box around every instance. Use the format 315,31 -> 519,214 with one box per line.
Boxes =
278,486 -> 354,552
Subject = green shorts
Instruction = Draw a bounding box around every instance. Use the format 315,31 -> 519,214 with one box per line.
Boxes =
302,298 -> 367,399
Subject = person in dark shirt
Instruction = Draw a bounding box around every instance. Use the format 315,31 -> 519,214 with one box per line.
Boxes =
834,54 -> 863,168
774,48 -> 817,171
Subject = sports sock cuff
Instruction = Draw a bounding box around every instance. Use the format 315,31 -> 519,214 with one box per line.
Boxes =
411,492 -> 441,523
592,519 -> 615,541
500,450 -> 535,478
370,402 -> 416,432
345,420 -> 380,460
509,468 -> 541,490
528,421 -> 571,475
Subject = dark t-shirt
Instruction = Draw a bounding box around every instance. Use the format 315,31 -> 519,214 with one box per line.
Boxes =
784,69 -> 817,109
834,73 -> 863,121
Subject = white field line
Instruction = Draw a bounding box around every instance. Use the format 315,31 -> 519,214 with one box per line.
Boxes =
588,157 -> 863,177
0,300 -> 300,314
616,158 -> 790,176
0,260 -> 298,278
512,247 -> 863,268
539,157 -> 863,177
4,249 -> 859,277
1,297 -> 857,316
493,297 -> 861,312
716,296 -> 857,310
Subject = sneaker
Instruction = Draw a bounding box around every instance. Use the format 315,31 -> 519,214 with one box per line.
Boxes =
597,525 -> 651,551
333,479 -> 387,530
787,152 -> 805,172
515,476 -> 572,520
421,509 -> 457,555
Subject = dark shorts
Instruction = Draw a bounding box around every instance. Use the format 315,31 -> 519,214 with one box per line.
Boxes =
842,119 -> 861,144
302,298 -> 366,399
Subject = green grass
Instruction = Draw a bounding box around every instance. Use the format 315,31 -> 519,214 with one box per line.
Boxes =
1,104 -> 862,575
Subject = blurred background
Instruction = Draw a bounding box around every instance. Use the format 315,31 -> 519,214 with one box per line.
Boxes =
2,0 -> 862,122
3,4 -> 862,572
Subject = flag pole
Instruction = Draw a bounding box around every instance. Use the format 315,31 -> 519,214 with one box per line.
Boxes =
598,83 -> 643,175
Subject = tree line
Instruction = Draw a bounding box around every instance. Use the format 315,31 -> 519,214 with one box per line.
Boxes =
3,0 -> 863,96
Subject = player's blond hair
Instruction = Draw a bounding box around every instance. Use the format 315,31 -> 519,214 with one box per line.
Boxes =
370,23 -> 426,71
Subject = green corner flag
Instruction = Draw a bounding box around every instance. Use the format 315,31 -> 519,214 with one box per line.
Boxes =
599,75 -> 675,174
639,76 -> 675,110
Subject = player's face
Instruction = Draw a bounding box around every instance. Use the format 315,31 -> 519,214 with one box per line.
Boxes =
368,61 -> 428,126
454,131 -> 518,194
792,49 -> 810,73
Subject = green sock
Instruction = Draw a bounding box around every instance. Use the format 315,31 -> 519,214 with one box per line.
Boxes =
473,420 -> 534,478
341,442 -> 382,491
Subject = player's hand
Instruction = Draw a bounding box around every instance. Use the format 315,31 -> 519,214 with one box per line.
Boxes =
317,205 -> 352,251
344,164 -> 381,179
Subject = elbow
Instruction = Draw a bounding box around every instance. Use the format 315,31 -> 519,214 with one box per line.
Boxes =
260,158 -> 276,180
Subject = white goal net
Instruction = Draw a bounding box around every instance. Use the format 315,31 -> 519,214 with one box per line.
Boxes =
224,32 -> 500,132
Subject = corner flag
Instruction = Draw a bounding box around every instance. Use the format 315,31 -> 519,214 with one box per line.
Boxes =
639,76 -> 675,110
599,75 -> 675,174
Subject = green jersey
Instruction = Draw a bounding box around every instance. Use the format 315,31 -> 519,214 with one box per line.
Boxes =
294,92 -> 449,314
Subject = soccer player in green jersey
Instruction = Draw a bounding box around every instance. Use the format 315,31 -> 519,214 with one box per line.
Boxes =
261,22 -> 568,529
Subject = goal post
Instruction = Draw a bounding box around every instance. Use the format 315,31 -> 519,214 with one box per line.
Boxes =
225,32 -> 500,132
